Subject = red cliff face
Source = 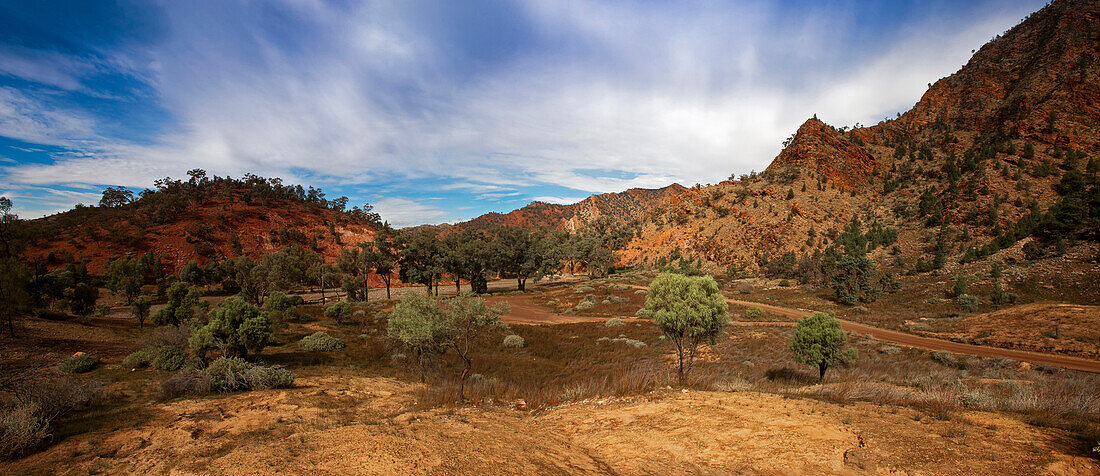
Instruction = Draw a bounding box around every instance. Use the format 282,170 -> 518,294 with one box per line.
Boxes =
766,117 -> 878,191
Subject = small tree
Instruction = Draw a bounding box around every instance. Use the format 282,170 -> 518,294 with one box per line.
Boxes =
444,293 -> 507,399
789,312 -> 856,381
107,257 -> 144,304
642,273 -> 729,382
153,282 -> 203,326
189,297 -> 273,361
69,282 -> 98,318
387,293 -> 449,381
131,296 -> 151,328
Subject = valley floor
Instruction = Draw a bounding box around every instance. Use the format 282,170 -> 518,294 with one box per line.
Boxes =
5,374 -> 1095,475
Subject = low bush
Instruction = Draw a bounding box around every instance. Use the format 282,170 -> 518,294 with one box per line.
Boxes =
123,349 -> 152,369
956,294 -> 978,312
878,345 -> 901,355
264,291 -> 304,313
502,334 -> 525,348
163,357 -> 296,398
125,345 -> 187,371
1,371 -> 98,459
745,307 -> 765,319
324,302 -> 352,323
605,318 -> 625,327
0,405 -> 47,460
34,309 -> 71,321
58,354 -> 98,374
299,331 -> 345,352
573,285 -> 595,293
574,298 -> 596,311
736,282 -> 754,294
931,350 -> 959,367
150,346 -> 186,371
597,335 -> 646,349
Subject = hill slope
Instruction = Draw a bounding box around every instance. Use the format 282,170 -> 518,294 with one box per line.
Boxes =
622,0 -> 1099,274
22,176 -> 380,274
444,184 -> 687,235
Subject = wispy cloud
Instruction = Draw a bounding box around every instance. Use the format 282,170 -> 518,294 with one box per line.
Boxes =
0,0 -> 1046,225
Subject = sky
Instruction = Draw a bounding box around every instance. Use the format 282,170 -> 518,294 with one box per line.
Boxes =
0,0 -> 1046,227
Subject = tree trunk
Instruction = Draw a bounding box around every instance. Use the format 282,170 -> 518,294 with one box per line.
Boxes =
455,277 -> 461,294
458,354 -> 471,401
517,278 -> 524,291
818,361 -> 828,381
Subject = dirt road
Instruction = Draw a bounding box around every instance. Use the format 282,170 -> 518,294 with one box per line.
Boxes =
725,296 -> 1100,373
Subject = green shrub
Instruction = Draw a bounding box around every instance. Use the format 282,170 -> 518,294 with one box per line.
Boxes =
151,346 -> 186,371
605,318 -> 625,327
502,334 -> 524,348
58,354 -> 99,374
956,294 -> 978,312
264,291 -> 304,313
878,345 -> 901,355
324,301 -> 352,323
298,331 -> 345,352
202,357 -> 254,392
199,357 -> 295,393
574,299 -> 596,311
123,349 -> 153,369
95,304 -> 111,317
573,285 -> 595,293
745,307 -> 765,319
245,366 -> 296,390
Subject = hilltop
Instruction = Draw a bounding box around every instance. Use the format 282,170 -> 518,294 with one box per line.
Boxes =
21,173 -> 383,274
444,184 -> 686,235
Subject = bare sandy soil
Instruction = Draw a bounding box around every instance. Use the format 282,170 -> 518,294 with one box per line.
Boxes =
5,374 -> 1095,475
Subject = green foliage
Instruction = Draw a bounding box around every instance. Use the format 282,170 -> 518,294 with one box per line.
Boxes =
324,301 -> 352,323
189,297 -> 273,360
643,273 -> 729,381
950,274 -> 969,298
106,257 -> 144,304
198,357 -> 294,393
125,343 -> 187,371
131,296 -> 152,327
604,317 -> 625,327
990,282 -> 1018,306
388,292 -> 506,395
788,312 -> 855,380
68,282 -> 98,318
153,282 -> 203,326
745,307 -> 765,319
58,354 -> 99,374
830,256 -> 881,305
263,290 -> 303,313
299,331 -> 345,352
956,294 -> 978,312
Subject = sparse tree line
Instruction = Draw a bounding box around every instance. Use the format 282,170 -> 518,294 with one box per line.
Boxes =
100,169 -> 382,226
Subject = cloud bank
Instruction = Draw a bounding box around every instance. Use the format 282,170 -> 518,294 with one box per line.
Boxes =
0,0 -> 1045,225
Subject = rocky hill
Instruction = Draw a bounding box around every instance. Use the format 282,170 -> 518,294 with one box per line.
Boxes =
621,0 -> 1099,273
22,175 -> 381,274
444,184 -> 687,235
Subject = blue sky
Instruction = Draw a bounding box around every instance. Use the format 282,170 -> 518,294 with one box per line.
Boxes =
0,0 -> 1044,226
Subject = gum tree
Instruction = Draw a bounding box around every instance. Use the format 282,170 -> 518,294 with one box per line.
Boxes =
789,312 -> 856,381
642,272 -> 730,382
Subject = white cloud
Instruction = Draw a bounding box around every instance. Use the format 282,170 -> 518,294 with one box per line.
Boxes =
531,195 -> 585,205
370,196 -> 450,228
0,0 -> 1046,224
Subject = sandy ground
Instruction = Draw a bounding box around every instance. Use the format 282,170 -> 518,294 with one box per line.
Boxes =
5,375 -> 1095,475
